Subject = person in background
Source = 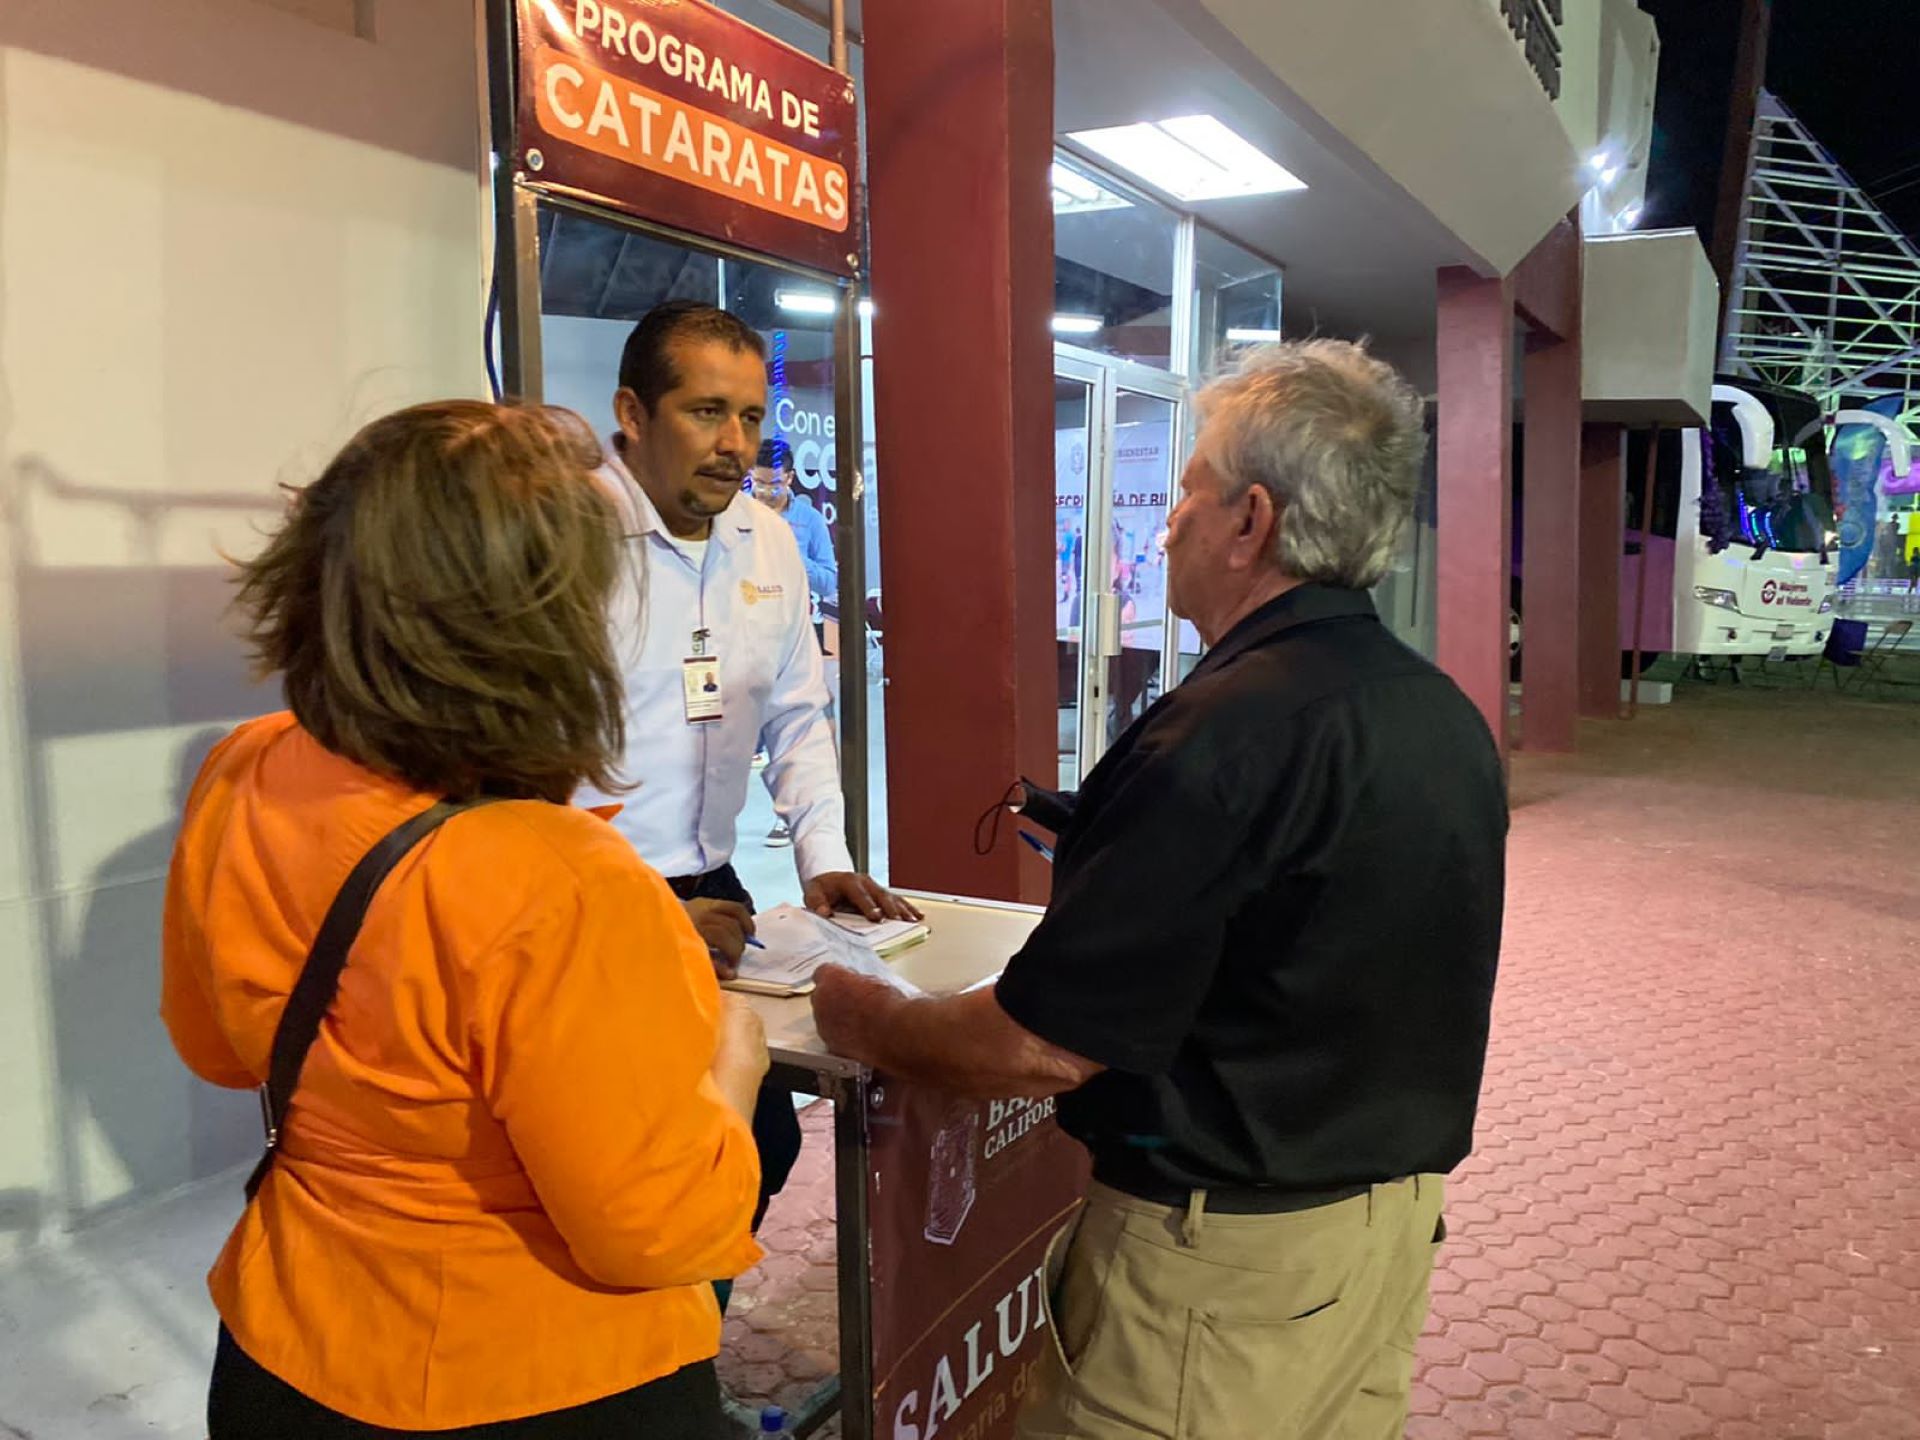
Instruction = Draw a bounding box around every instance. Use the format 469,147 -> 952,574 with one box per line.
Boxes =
585,300 -> 916,1431
164,400 -> 765,1438
810,340 -> 1509,1440
749,437 -> 838,845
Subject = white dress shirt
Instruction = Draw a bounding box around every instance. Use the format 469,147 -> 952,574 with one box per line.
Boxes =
579,443 -> 854,884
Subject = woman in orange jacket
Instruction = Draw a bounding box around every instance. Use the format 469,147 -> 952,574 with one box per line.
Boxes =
162,400 -> 766,1437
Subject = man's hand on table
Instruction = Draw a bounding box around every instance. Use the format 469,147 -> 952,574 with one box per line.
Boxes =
683,898 -> 754,980
803,871 -> 923,923
809,964 -> 908,1066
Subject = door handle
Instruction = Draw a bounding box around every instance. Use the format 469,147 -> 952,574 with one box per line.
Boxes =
1097,591 -> 1123,659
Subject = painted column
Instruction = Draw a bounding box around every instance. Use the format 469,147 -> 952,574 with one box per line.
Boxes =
1519,335 -> 1583,750
865,0 -> 1056,902
1435,266 -> 1515,753
1578,424 -> 1627,717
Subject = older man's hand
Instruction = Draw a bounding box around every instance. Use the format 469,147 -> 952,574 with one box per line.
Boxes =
810,964 -> 906,1063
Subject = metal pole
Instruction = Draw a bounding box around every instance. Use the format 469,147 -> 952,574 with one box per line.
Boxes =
827,0 -> 869,872
484,0 -> 543,399
1710,0 -> 1772,327
1626,426 -> 1660,717
833,287 -> 869,872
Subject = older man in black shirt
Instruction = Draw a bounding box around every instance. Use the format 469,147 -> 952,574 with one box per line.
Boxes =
812,339 -> 1507,1440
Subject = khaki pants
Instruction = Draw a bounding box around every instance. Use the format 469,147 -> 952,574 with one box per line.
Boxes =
1015,1177 -> 1445,1440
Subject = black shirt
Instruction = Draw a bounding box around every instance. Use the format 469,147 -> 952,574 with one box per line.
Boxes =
995,585 -> 1507,1196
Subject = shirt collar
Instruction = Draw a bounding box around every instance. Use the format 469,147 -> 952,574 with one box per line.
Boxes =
1192,584 -> 1378,678
602,436 -> 755,549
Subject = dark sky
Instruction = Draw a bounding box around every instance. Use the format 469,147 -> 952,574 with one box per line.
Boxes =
1638,0 -> 1920,244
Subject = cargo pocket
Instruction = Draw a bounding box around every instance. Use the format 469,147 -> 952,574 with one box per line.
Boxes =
1175,1297 -> 1343,1440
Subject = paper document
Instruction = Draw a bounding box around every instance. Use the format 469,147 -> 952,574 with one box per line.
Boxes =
725,904 -> 921,998
824,911 -> 932,956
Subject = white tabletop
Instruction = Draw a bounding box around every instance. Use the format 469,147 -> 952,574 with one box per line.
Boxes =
751,891 -> 1043,1079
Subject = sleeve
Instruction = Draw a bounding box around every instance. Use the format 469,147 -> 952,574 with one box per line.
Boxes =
800,508 -> 838,602
160,731 -> 258,1090
476,855 -> 763,1291
759,537 -> 855,882
994,693 -> 1347,1076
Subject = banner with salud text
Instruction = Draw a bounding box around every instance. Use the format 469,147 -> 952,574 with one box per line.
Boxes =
515,0 -> 861,277
868,1082 -> 1091,1440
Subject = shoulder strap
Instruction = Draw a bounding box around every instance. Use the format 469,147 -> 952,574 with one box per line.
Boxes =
244,797 -> 500,1201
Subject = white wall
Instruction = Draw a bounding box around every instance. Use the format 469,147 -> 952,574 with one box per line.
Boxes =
1188,0 -> 1585,275
1583,228 -> 1719,425
0,0 -> 485,1255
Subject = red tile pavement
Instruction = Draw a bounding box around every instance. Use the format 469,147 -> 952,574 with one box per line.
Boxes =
723,683 -> 1920,1437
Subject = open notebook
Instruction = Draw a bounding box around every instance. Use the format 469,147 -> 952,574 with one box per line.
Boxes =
723,904 -> 926,998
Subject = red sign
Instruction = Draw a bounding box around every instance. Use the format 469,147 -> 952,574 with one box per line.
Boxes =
868,1084 -> 1090,1440
516,0 -> 861,276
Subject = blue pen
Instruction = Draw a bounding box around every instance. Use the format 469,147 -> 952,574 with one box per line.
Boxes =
743,935 -> 766,949
1017,831 -> 1054,862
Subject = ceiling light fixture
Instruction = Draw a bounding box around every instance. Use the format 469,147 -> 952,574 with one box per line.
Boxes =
1587,148 -> 1611,174
775,290 -> 872,319
1065,115 -> 1306,203
775,289 -> 837,317
1051,161 -> 1129,216
1052,314 -> 1104,336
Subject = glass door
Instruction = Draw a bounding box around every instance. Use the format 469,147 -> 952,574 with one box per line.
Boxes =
1055,345 -> 1188,784
1053,358 -> 1101,790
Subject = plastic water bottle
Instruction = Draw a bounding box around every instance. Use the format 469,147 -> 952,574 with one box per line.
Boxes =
758,1407 -> 794,1439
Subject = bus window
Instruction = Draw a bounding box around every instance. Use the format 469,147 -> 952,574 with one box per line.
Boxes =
1624,428 -> 1683,541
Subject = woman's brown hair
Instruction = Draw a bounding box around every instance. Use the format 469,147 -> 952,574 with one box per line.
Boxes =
234,400 -> 627,803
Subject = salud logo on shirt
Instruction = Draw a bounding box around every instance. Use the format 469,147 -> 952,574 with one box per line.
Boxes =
740,580 -> 785,605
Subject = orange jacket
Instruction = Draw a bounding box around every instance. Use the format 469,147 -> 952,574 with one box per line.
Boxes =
162,713 -> 761,1429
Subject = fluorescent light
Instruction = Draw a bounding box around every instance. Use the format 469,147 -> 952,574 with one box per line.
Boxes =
775,289 -> 837,316
1601,165 -> 1622,187
858,298 -> 875,319
1052,314 -> 1103,336
1616,203 -> 1643,230
1587,148 -> 1611,174
1051,161 -> 1129,216
1066,115 -> 1306,202
1225,327 -> 1282,343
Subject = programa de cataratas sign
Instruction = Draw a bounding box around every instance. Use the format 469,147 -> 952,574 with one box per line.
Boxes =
515,0 -> 861,277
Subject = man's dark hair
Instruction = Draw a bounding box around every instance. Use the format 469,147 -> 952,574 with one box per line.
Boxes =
618,301 -> 768,414
756,437 -> 794,472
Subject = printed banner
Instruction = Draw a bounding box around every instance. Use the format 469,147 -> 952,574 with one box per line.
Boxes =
868,1082 -> 1090,1440
1053,422 -> 1173,649
516,0 -> 860,276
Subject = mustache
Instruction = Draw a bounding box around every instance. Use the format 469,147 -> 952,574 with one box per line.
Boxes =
697,464 -> 745,482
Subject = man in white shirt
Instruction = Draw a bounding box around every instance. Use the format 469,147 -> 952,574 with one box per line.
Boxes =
582,300 -> 916,1301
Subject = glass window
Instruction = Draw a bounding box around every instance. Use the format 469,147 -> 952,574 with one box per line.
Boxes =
1053,153 -> 1180,371
1372,406 -> 1439,659
535,202 -> 868,900
1193,225 -> 1282,377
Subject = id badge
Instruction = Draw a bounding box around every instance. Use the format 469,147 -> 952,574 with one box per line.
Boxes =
682,656 -> 724,723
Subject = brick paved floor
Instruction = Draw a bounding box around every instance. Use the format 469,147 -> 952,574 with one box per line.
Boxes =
725,680 -> 1920,1438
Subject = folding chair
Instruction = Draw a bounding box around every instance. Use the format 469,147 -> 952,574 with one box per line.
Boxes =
1809,618 -> 1869,690
1848,619 -> 1913,695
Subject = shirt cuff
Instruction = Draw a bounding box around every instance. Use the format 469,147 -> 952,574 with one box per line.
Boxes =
793,824 -> 856,885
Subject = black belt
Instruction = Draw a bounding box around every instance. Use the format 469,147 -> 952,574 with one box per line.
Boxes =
1094,1158 -> 1371,1215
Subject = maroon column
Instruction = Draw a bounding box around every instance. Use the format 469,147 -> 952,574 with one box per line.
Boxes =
1579,424 -> 1626,718
1435,267 -> 1514,753
1519,335 -> 1582,751
865,0 -> 1056,903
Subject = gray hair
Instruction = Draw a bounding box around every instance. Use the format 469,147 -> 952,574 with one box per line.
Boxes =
1196,338 -> 1427,589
